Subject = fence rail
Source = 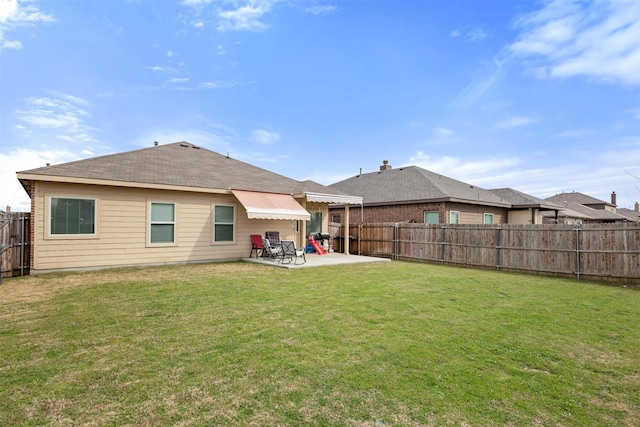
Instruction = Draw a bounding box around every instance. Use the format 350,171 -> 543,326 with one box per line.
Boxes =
0,213 -> 30,281
336,223 -> 640,285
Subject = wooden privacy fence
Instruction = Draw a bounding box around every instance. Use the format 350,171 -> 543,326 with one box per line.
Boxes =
0,212 -> 30,281
337,223 -> 640,285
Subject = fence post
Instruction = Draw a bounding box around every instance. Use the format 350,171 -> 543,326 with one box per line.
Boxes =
393,223 -> 398,260
358,223 -> 362,256
575,225 -> 581,280
495,225 -> 501,270
20,216 -> 25,277
440,225 -> 446,265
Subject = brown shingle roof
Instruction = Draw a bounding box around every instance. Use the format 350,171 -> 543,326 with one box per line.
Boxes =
329,166 -> 510,207
18,141 -> 349,196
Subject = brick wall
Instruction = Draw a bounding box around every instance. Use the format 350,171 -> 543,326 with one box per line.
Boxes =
331,202 -> 445,224
330,202 -> 507,225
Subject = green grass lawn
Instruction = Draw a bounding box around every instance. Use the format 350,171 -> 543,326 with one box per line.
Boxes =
1,261 -> 639,426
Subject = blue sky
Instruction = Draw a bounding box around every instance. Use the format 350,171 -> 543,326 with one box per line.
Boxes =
2,0 -> 640,212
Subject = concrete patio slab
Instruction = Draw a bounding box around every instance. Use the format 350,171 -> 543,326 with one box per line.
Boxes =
243,252 -> 390,269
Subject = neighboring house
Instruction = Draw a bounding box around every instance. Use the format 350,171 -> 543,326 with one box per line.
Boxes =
488,188 -> 561,224
543,192 -> 629,223
618,203 -> 640,222
329,161 -> 512,225
16,141 -> 362,273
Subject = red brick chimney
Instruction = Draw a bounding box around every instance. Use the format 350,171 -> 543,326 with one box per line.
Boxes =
611,191 -> 617,206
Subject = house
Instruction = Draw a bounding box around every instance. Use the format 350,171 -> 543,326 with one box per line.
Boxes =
488,188 -> 561,224
16,141 -> 362,273
618,203 -> 640,222
329,160 -> 513,225
543,192 -> 629,223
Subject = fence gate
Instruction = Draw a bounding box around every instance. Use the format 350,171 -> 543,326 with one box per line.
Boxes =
0,213 -> 30,281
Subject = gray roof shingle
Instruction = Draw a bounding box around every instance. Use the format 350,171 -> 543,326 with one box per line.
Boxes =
329,166 -> 510,207
546,191 -> 613,207
18,141 -> 349,196
489,188 -> 561,210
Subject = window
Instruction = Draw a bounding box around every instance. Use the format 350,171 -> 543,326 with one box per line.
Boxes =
424,211 -> 439,224
50,197 -> 96,235
150,202 -> 175,244
484,213 -> 494,224
306,212 -> 322,234
214,204 -> 235,242
449,211 -> 460,224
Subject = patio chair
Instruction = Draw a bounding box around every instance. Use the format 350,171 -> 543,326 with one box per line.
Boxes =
280,240 -> 306,265
249,234 -> 264,258
261,238 -> 283,261
265,231 -> 280,246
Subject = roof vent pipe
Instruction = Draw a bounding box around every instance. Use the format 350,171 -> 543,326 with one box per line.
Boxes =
154,141 -> 158,146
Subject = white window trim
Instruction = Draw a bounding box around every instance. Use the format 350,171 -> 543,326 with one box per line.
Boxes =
449,211 -> 460,224
212,203 -> 236,245
147,201 -> 178,247
45,195 -> 99,240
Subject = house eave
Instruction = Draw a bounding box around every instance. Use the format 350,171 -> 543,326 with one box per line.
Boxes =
331,197 -> 511,209
15,173 -> 231,195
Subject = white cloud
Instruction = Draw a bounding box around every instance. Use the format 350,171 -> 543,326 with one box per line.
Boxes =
510,0 -> 640,86
1,39 -> 20,48
180,0 -> 279,33
409,151 -> 521,182
554,129 -> 590,138
305,5 -> 337,15
250,129 -> 280,145
407,143 -> 640,206
450,29 -> 461,38
0,0 -> 18,22
495,116 -> 535,129
0,0 -> 54,49
466,27 -> 487,41
16,93 -> 97,143
453,57 -> 505,107
199,80 -> 238,89
436,126 -> 455,137
167,77 -> 190,84
0,147 -> 82,212
217,1 -> 275,32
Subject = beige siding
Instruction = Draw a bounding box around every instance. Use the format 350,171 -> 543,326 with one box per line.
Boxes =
508,209 -> 545,224
32,182 -> 307,271
446,203 -> 506,224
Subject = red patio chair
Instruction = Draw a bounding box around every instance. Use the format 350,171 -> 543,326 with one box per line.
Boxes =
250,234 -> 264,258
